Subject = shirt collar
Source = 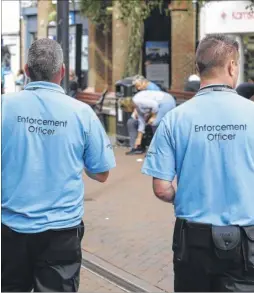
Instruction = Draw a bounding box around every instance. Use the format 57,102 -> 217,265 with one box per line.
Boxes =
24,81 -> 65,94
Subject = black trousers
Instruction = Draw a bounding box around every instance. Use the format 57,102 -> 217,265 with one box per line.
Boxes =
173,218 -> 254,292
1,221 -> 85,292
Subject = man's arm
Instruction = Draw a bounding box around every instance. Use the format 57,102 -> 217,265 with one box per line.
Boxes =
85,169 -> 109,183
83,109 -> 116,182
134,113 -> 146,148
153,178 -> 175,203
142,120 -> 176,202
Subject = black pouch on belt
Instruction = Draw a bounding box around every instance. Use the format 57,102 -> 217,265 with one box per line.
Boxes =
172,218 -> 188,262
242,226 -> 254,270
212,225 -> 241,261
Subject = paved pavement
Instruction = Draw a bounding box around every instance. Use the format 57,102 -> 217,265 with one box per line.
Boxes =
79,267 -> 126,292
82,147 -> 176,292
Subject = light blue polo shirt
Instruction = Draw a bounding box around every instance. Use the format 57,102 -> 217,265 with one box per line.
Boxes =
2,81 -> 116,233
142,89 -> 254,226
146,82 -> 161,91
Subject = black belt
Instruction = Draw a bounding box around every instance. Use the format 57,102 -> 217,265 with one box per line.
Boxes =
174,218 -> 254,270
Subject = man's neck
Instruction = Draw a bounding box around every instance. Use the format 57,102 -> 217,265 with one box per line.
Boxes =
200,78 -> 233,89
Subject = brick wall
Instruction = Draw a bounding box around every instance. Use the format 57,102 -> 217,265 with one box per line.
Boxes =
88,3 -> 129,92
87,1 -> 196,92
171,2 -> 196,90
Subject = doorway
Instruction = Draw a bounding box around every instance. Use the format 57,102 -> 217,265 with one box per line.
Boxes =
142,0 -> 171,88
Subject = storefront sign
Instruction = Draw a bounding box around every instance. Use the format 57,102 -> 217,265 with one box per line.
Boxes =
232,11 -> 254,20
200,1 -> 254,36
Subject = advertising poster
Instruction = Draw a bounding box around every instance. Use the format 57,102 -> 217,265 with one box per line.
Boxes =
145,41 -> 169,88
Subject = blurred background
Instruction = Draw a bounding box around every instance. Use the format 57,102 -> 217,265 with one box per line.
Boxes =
1,0 -> 254,93
1,0 -> 254,136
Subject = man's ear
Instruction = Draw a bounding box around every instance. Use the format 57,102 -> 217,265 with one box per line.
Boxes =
228,59 -> 236,77
24,64 -> 30,78
61,64 -> 66,80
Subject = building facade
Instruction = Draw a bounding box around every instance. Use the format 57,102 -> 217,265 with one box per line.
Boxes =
1,0 -> 21,92
19,0 -> 197,92
1,1 -> 21,73
21,0 -> 89,87
88,0 -> 197,92
200,0 -> 254,84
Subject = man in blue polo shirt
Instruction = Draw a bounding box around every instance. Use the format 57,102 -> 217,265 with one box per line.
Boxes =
1,38 -> 116,292
142,34 -> 254,292
126,75 -> 162,155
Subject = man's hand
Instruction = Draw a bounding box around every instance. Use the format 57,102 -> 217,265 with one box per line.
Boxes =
152,177 -> 176,203
132,109 -> 138,120
134,137 -> 142,148
134,132 -> 143,148
147,116 -> 155,125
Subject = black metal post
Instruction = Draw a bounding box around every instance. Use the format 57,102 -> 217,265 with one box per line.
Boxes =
195,1 -> 199,50
57,0 -> 69,93
192,0 -> 199,51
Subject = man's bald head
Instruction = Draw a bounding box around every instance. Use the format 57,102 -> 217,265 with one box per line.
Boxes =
196,34 -> 239,82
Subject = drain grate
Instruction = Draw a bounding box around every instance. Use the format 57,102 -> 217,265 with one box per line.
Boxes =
81,258 -> 146,292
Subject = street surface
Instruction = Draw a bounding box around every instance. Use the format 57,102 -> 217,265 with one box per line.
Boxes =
79,267 -> 126,292
82,147 -> 175,292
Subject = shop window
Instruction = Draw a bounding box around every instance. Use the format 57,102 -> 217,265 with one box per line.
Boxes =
143,0 -> 171,88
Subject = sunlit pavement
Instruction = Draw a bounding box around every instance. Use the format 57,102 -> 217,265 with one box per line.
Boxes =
82,147 -> 175,292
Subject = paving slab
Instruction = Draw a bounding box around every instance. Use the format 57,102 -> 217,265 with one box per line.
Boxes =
82,148 -> 175,292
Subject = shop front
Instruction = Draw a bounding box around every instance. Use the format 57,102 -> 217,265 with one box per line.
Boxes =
200,0 -> 254,84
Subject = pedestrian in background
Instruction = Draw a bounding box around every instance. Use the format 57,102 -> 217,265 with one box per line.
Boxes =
236,82 -> 254,101
236,75 -> 254,101
124,90 -> 175,155
69,69 -> 78,98
142,34 -> 254,292
1,38 -> 116,292
184,72 -> 200,92
15,69 -> 25,91
126,75 -> 162,155
132,75 -> 161,91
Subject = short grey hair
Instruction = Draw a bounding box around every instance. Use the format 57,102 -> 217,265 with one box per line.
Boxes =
27,38 -> 63,82
132,75 -> 147,85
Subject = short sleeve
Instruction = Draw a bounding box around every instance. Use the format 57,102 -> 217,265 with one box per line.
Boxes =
141,120 -> 176,181
83,113 -> 116,173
